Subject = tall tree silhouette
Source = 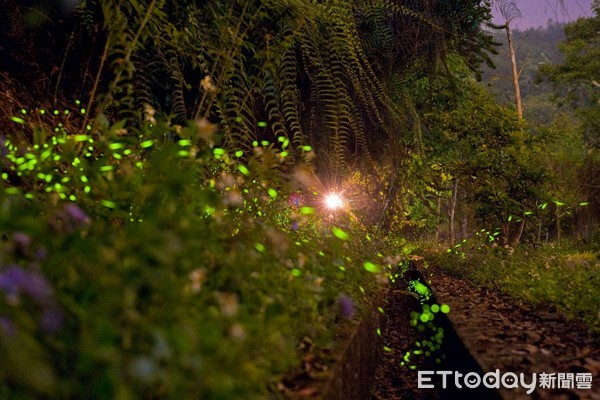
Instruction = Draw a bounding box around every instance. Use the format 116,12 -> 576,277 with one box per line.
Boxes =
496,0 -> 524,120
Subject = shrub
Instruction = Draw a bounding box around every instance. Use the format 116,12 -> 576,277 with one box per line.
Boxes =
0,115 -> 403,398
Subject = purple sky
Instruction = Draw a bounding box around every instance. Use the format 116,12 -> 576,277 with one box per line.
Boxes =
492,0 -> 594,29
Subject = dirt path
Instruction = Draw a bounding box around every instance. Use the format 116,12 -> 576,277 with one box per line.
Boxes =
373,267 -> 600,400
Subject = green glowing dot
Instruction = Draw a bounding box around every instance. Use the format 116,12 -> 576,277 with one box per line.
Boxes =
420,313 -> 429,323
75,99 -> 81,105
376,328 -> 382,336
261,140 -> 269,146
280,151 -> 289,157
100,165 -> 113,172
252,141 -> 258,147
363,261 -> 381,273
440,304 -> 450,314
54,110 -> 59,115
257,121 -> 267,127
21,109 -> 27,114
213,148 -> 225,156
39,109 -> 46,115
410,365 -> 417,370
291,269 -> 301,277
178,150 -> 189,157
431,304 -> 440,313
359,286 -> 365,294
11,116 -> 25,124
255,243 -> 266,252
69,195 -> 76,201
84,186 -> 91,193
64,110 -> 69,115
300,206 -> 314,214
235,150 -> 243,158
101,200 -> 116,208
109,143 -> 124,150
267,188 -> 277,199
318,251 -> 325,256
378,307 -> 385,314
332,227 -> 349,240
140,140 -> 154,148
178,139 -> 191,146
80,108 -> 86,114
1,173 -> 8,180
384,346 -> 393,353
123,149 -> 132,155
113,153 -> 122,160
86,125 -> 91,131
238,165 -> 250,176
580,202 -> 589,206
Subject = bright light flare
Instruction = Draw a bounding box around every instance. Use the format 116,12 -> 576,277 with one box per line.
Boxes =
324,193 -> 344,210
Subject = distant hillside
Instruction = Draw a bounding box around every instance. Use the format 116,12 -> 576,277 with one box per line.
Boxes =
481,22 -> 566,126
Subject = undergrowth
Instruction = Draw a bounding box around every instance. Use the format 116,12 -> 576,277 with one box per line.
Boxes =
426,235 -> 600,332
0,112 -> 409,399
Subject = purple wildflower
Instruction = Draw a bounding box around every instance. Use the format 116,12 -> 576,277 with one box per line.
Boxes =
0,316 -> 16,336
13,232 -> 31,253
0,135 -> 7,158
288,192 -> 303,208
0,266 -> 29,304
21,270 -> 53,303
338,294 -> 355,319
54,203 -> 91,233
35,247 -> 48,261
63,204 -> 91,227
0,265 -> 53,304
40,308 -> 64,332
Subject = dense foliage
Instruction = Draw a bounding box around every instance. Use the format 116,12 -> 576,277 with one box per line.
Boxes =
0,111 -> 412,398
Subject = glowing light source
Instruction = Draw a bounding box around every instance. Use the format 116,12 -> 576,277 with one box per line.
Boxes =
324,193 -> 343,210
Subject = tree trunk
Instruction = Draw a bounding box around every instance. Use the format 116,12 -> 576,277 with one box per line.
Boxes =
556,205 -> 562,244
505,22 -> 523,120
435,196 -> 442,242
448,179 -> 458,243
509,218 -> 526,247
